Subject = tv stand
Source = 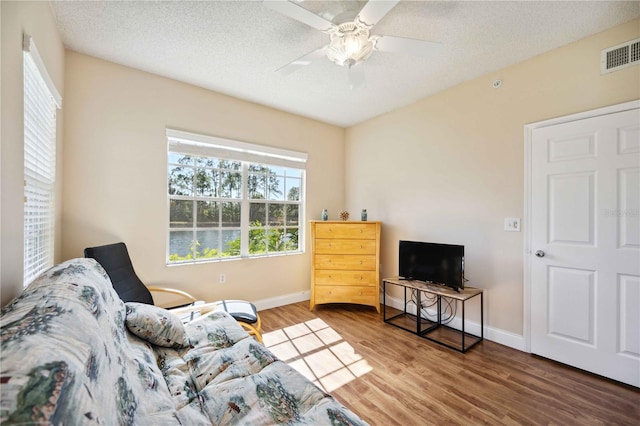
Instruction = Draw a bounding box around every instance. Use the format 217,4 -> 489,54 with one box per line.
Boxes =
382,277 -> 483,352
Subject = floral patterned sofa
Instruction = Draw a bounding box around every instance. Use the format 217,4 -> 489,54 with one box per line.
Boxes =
0,258 -> 368,425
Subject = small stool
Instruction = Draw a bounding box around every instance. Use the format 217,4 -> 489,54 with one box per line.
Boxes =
218,300 -> 262,343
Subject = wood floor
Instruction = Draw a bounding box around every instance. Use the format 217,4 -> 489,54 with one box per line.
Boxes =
258,301 -> 639,426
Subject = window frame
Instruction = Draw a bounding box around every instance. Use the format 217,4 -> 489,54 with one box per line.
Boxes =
166,129 -> 307,265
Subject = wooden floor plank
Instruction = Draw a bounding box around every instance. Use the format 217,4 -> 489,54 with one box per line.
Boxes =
259,302 -> 640,425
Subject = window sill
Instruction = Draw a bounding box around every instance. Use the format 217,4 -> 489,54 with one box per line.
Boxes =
166,250 -> 305,267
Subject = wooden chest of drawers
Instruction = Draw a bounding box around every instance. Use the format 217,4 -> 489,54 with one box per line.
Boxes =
310,221 -> 381,312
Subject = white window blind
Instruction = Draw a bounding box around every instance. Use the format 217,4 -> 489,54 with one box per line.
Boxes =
23,34 -> 61,286
167,129 -> 308,169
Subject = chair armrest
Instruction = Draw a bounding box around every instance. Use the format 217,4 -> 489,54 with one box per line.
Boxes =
147,286 -> 197,303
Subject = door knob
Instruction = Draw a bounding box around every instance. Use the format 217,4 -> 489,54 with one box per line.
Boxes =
535,250 -> 545,258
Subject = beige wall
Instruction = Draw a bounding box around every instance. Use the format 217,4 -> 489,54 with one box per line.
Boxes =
62,51 -> 345,305
1,1 -> 65,306
345,19 -> 640,336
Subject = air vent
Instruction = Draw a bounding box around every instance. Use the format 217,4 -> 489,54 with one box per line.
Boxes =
601,38 -> 640,74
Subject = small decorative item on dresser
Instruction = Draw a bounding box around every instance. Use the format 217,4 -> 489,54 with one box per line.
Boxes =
361,209 -> 367,221
339,211 -> 349,221
321,209 -> 328,221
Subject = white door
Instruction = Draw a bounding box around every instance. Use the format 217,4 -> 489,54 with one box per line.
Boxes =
530,106 -> 640,387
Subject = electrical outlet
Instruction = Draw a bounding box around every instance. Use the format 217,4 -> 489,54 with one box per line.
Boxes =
504,218 -> 521,232
219,274 -> 226,284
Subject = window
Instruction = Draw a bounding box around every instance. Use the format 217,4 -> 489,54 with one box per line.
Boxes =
23,35 -> 62,286
167,129 -> 306,264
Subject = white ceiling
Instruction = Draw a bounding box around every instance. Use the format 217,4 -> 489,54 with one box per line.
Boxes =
50,0 -> 640,128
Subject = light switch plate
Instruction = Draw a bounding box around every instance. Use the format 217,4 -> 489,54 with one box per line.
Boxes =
504,218 -> 521,232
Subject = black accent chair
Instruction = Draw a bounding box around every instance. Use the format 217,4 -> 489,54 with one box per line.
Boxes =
84,242 -> 262,342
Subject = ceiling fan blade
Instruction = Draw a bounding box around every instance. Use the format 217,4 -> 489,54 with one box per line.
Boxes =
356,0 -> 399,26
264,0 -> 333,31
375,35 -> 443,56
348,63 -> 365,90
276,47 -> 326,76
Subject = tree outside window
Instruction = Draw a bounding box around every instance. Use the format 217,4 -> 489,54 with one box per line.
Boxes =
168,151 -> 304,263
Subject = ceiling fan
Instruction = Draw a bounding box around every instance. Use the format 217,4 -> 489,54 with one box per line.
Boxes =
264,0 -> 442,88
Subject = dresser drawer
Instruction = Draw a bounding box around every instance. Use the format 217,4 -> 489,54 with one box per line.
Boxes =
314,285 -> 378,305
314,270 -> 377,286
314,223 -> 377,239
314,255 -> 376,271
314,239 -> 377,255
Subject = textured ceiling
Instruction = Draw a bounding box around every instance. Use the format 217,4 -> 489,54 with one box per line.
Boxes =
50,0 -> 640,127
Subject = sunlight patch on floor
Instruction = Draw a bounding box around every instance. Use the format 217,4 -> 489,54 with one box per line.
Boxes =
263,318 -> 373,392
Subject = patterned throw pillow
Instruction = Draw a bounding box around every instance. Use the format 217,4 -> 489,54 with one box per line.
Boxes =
125,302 -> 189,349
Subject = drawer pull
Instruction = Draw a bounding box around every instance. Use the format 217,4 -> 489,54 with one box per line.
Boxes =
359,292 -> 363,296
360,260 -> 363,265
359,276 -> 363,280
360,245 -> 363,249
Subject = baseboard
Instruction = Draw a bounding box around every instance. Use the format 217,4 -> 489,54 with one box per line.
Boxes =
252,291 -> 526,352
382,294 -> 527,352
253,290 -> 310,311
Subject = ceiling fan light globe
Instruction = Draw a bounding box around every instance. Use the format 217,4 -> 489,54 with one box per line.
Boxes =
325,21 -> 378,68
344,35 -> 361,57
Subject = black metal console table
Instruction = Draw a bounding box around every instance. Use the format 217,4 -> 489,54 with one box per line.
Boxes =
382,277 -> 483,352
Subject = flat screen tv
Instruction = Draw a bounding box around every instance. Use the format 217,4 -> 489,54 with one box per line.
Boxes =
399,241 -> 465,291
